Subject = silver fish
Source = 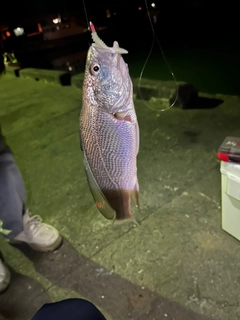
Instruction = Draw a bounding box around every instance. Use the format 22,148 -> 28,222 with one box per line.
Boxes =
79,22 -> 140,223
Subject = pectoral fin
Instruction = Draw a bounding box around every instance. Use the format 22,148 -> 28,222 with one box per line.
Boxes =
83,152 -> 115,220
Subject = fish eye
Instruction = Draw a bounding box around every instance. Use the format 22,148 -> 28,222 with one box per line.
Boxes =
90,63 -> 100,75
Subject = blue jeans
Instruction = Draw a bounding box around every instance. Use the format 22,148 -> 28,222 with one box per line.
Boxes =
31,299 -> 107,320
0,152 -> 26,239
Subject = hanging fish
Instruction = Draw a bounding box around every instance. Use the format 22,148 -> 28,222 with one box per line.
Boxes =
79,22 -> 140,223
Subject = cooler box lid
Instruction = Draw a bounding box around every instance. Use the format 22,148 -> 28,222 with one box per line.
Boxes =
218,136 -> 240,162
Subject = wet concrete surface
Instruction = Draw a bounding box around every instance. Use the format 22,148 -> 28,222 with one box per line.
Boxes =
0,73 -> 240,320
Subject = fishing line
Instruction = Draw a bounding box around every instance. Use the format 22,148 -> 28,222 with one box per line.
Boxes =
138,0 -> 179,112
82,0 -> 90,31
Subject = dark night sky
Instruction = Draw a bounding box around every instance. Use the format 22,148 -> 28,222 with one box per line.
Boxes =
0,0 -> 151,23
1,0 -> 137,16
0,0 -> 228,20
0,0 -> 238,36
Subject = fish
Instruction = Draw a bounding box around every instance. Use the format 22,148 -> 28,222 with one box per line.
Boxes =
79,22 -> 140,223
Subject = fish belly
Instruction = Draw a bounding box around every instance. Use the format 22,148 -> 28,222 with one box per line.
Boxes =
80,105 -> 138,221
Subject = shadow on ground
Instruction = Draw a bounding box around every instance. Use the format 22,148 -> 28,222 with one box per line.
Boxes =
1,239 -> 214,320
186,97 -> 224,110
0,268 -> 50,320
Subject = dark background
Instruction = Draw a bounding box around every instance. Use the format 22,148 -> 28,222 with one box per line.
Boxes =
1,0 -> 239,95
1,0 -> 238,48
0,0 -> 237,33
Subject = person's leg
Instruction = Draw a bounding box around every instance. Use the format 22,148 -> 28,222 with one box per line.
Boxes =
0,151 -> 62,250
0,152 -> 26,239
0,146 -> 62,293
31,299 -> 107,320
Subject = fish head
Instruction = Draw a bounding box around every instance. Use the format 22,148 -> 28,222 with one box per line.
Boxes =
84,39 -> 132,114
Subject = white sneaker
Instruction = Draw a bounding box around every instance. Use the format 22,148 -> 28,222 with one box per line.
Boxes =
0,259 -> 10,293
12,210 -> 62,252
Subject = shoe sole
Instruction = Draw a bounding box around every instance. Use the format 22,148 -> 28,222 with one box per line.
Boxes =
11,235 -> 63,252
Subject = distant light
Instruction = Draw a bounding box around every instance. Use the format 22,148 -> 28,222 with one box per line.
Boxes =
106,9 -> 111,18
6,31 -> 11,37
37,23 -> 43,33
151,3 -> 156,8
67,62 -> 73,72
138,7 -> 142,10
13,27 -> 24,36
53,16 -> 61,24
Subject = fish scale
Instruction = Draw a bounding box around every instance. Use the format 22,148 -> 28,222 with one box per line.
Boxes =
79,23 -> 139,222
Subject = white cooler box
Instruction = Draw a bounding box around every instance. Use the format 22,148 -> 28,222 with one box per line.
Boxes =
221,161 -> 240,240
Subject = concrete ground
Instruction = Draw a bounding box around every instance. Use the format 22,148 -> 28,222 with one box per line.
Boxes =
0,72 -> 240,320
